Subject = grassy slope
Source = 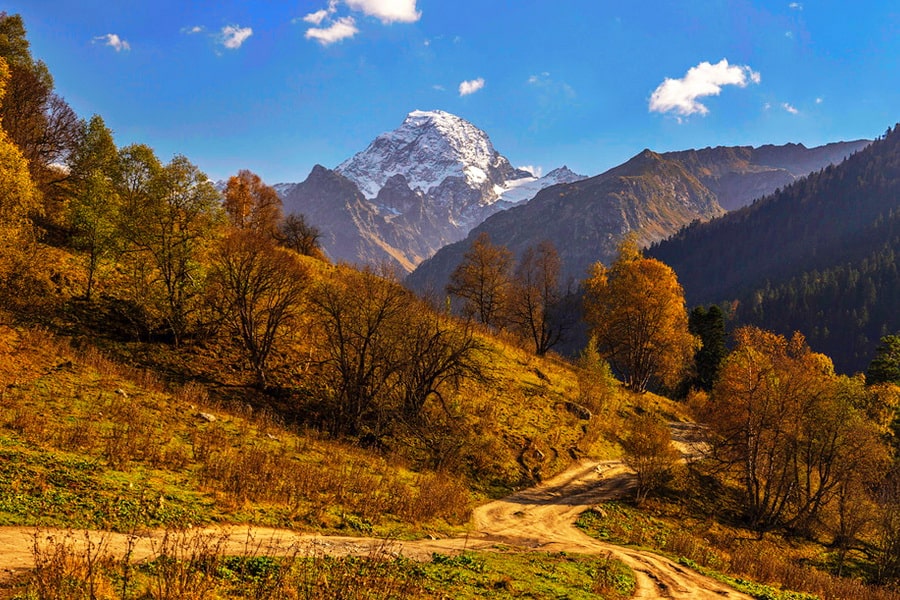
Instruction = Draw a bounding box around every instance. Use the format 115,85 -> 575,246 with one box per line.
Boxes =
0,299 -> 622,537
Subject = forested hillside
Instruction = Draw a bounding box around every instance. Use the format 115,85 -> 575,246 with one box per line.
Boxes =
650,125 -> 900,373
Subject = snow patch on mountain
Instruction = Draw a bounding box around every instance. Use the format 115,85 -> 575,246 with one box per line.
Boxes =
495,166 -> 587,204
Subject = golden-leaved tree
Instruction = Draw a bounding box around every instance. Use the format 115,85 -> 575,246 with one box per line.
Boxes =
223,169 -> 282,237
583,236 -> 695,393
701,326 -> 892,535
0,56 -> 39,301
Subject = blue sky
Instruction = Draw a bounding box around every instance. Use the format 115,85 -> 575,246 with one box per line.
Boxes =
10,1 -> 900,183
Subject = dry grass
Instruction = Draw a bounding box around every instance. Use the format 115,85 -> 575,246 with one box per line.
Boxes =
0,321 -> 486,534
10,527 -> 423,600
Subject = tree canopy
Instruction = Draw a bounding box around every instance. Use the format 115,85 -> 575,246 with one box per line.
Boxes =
583,236 -> 696,393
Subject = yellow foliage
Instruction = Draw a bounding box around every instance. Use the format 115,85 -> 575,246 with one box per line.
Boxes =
583,239 -> 696,392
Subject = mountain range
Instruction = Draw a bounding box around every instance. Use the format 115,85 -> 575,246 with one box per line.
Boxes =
406,137 -> 869,294
273,108 -> 868,299
278,110 -> 584,272
648,124 -> 900,373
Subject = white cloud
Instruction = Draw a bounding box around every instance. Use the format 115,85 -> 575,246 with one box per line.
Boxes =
181,25 -> 204,34
219,25 -> 253,49
789,2 -> 803,9
303,10 -> 331,25
782,102 -> 799,114
301,0 -> 338,25
93,33 -> 130,52
763,102 -> 772,111
519,165 -> 543,177
785,30 -> 794,38
815,97 -> 823,104
306,17 -> 359,45
432,84 -> 445,91
649,59 -> 761,117
458,78 -> 485,96
345,0 -> 421,23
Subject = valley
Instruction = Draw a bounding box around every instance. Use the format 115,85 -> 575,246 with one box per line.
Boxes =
2,7 -> 900,599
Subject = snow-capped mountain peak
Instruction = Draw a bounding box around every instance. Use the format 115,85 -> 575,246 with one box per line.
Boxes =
336,109 -> 529,207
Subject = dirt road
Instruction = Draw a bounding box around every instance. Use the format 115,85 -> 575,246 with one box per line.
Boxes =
0,449 -> 749,599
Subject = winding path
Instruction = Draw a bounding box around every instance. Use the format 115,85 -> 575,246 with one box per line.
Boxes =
0,446 -> 749,599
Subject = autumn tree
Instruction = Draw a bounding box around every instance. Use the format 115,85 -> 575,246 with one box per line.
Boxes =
208,231 -> 308,387
511,241 -> 572,355
703,327 -> 892,534
223,169 -> 282,236
583,236 -> 696,393
447,232 -> 513,328
621,413 -> 680,504
0,55 -> 38,300
312,268 -> 411,437
874,465 -> 900,585
391,305 -> 481,422
116,147 -> 223,344
0,56 -> 36,227
313,268 -> 480,441
66,115 -> 119,299
0,13 -> 79,211
277,213 -> 323,258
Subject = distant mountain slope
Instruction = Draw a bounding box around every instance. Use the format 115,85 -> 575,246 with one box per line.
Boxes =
662,140 -> 869,210
407,149 -> 723,293
407,139 -> 869,298
281,166 -> 428,271
280,110 -> 583,272
649,125 -> 900,373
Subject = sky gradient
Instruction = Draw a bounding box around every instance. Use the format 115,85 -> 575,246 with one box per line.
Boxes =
10,1 -> 900,183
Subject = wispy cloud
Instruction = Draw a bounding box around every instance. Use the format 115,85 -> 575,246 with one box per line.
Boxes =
432,84 -> 446,91
181,25 -> 204,34
93,33 -> 130,52
815,97 -> 823,104
303,9 -> 331,25
788,2 -> 803,9
782,102 -> 799,114
345,0 -> 421,23
219,25 -> 253,49
300,0 -> 338,25
306,17 -> 359,45
649,59 -> 760,117
527,72 -> 575,100
459,78 -> 485,96
519,165 -> 543,177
